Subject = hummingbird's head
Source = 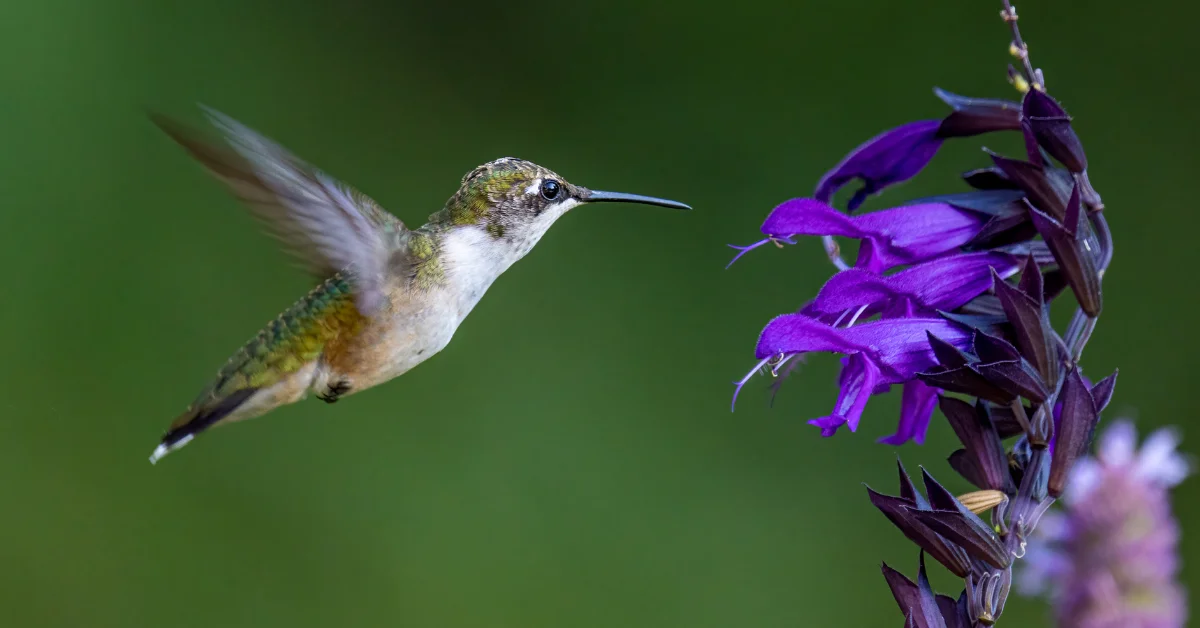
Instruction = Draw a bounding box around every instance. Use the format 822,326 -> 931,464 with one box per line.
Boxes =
435,157 -> 690,253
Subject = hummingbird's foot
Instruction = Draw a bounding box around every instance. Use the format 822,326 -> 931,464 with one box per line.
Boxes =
317,379 -> 352,403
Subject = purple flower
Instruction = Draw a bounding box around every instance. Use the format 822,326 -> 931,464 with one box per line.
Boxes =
879,380 -> 941,445
730,198 -> 987,273
814,89 -> 1021,211
815,120 -> 945,211
803,252 -> 1021,321
740,316 -> 970,441
1020,421 -> 1189,628
730,7 -> 1119,625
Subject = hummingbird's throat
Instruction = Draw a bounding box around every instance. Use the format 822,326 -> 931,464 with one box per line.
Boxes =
441,198 -> 577,295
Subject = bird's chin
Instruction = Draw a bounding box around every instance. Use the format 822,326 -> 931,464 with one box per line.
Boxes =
550,198 -> 582,215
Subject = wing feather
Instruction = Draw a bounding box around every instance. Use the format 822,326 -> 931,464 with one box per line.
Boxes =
150,107 -> 406,315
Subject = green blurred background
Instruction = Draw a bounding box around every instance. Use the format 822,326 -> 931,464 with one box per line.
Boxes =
1,0 -> 1195,625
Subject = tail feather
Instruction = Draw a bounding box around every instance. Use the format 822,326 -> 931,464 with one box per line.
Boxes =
149,388 -> 259,464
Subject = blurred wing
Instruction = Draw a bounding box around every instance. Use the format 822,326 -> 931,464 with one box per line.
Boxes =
150,107 -> 406,316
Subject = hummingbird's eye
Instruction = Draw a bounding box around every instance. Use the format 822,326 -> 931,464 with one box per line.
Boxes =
540,179 -> 561,201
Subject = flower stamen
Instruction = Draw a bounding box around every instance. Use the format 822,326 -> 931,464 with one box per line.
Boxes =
724,239 -> 769,268
769,353 -> 796,377
822,234 -> 850,271
731,355 -> 776,410
725,237 -> 796,268
845,303 -> 870,328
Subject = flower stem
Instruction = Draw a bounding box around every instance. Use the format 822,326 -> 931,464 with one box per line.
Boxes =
1001,1 -> 1042,89
1069,316 -> 1098,363
1010,399 -> 1033,436
1092,210 -> 1114,273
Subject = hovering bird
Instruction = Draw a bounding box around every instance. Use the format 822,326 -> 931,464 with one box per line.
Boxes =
147,107 -> 690,463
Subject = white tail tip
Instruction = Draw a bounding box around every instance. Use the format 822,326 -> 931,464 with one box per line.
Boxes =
148,434 -> 194,465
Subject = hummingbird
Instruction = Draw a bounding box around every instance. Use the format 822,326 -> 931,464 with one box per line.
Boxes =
146,107 -> 690,464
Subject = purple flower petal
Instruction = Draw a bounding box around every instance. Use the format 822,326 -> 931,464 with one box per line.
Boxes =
755,315 -> 971,377
760,198 -> 861,239
878,380 -> 941,445
809,269 -> 893,315
853,205 -> 986,273
809,354 -> 881,436
753,315 -> 971,439
915,189 -> 1035,249
815,120 -> 944,211
809,252 -> 1019,318
758,198 -> 987,273
887,253 -> 1020,311
754,313 -> 867,359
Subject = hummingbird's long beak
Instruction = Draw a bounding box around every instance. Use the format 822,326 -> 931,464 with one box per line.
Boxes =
581,189 -> 691,210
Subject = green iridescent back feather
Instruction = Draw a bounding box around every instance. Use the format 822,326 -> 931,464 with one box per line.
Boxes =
179,274 -> 363,421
